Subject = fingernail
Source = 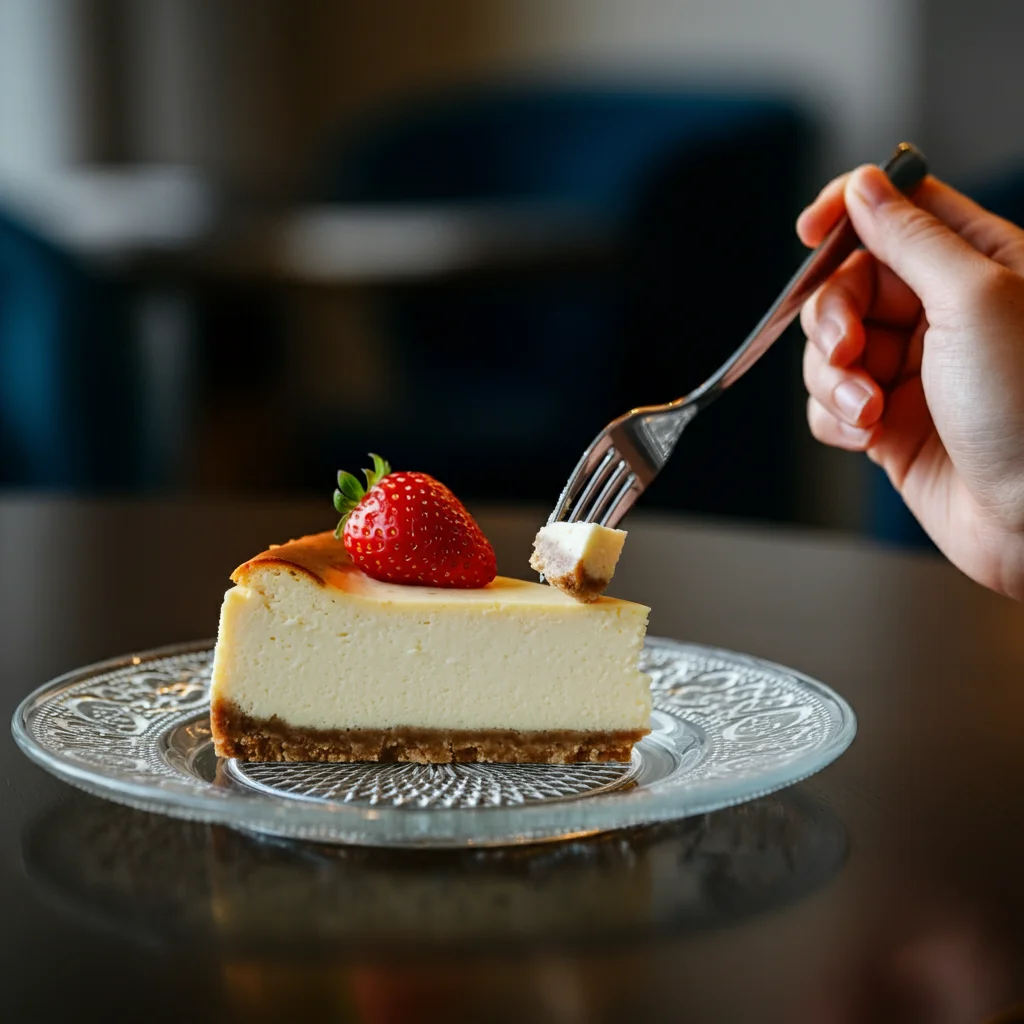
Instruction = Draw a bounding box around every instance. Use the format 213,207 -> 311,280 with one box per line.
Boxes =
849,166 -> 894,209
818,318 -> 844,360
836,420 -> 872,444
834,380 -> 873,423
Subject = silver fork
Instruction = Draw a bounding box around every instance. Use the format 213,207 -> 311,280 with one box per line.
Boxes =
547,142 -> 929,529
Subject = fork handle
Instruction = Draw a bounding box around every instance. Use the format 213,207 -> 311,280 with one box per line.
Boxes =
692,142 -> 929,405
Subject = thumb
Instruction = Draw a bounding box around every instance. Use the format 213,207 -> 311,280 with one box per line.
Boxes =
845,165 -> 993,306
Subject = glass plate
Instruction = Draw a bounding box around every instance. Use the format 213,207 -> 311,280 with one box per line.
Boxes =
11,638 -> 856,848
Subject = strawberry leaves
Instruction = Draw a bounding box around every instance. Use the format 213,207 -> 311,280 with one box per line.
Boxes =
333,452 -> 392,537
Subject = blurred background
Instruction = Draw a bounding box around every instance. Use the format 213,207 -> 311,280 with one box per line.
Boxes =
3,0 -> 1024,543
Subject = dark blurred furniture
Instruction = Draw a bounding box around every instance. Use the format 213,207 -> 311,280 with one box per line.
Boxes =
0,84 -> 817,517
972,162 -> 1024,227
0,209 -> 141,488
297,84 -> 815,520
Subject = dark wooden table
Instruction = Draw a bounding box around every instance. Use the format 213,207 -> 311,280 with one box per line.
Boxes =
2,497 -> 1024,1024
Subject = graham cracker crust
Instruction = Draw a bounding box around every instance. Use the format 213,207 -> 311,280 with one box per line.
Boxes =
211,699 -> 647,764
528,548 -> 609,603
544,568 -> 609,603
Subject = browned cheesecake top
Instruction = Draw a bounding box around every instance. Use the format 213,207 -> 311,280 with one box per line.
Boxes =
230,531 -> 628,606
231,531 -> 356,589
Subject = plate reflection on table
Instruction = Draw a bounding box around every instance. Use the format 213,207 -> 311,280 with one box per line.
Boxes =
22,785 -> 847,953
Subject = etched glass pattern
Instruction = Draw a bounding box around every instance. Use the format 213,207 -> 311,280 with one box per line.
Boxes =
13,639 -> 856,847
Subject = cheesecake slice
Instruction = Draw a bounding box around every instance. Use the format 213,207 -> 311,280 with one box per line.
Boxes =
530,522 -> 628,602
210,532 -> 652,764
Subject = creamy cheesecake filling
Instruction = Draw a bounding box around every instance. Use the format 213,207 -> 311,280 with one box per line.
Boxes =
212,566 -> 650,733
209,532 -> 652,764
530,522 -> 628,602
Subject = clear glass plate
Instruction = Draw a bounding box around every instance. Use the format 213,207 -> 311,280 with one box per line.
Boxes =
11,638 -> 856,848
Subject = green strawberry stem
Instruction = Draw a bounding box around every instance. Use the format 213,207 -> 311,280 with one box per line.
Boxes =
333,452 -> 391,538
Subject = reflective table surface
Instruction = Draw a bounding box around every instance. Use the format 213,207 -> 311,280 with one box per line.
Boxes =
2,497 -> 1023,1023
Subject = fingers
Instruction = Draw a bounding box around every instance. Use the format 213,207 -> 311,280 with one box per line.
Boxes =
799,257 -> 867,367
843,166 -> 995,306
914,178 -> 1024,271
803,343 -> 885,430
798,166 -> 1024,267
860,376 -> 935,491
796,173 -> 850,247
800,250 -> 921,367
860,324 -> 911,389
807,397 -> 874,451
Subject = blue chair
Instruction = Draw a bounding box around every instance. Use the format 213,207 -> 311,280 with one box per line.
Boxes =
305,84 -> 814,520
971,164 -> 1024,228
0,209 -> 141,488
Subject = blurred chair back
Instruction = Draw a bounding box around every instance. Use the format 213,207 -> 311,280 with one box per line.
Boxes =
307,84 -> 813,519
0,209 -> 141,488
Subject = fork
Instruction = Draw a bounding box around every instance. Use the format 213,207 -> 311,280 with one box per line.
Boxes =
547,142 -> 929,530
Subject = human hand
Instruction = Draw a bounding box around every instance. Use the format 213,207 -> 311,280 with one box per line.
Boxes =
798,164 -> 1024,600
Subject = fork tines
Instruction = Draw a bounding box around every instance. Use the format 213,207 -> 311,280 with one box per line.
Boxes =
550,441 -> 637,527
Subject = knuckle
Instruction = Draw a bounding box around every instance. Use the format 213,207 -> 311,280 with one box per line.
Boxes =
965,263 -> 1019,310
802,343 -> 821,387
799,296 -> 817,336
822,277 -> 855,312
800,285 -> 827,334
806,398 -> 830,442
803,346 -> 835,402
997,237 -> 1024,275
890,207 -> 945,249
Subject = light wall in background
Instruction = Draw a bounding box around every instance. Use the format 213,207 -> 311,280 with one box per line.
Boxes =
321,0 -> 922,173
0,0 -> 89,177
6,1 -> 1023,194
923,0 -> 1024,182
0,0 -> 926,191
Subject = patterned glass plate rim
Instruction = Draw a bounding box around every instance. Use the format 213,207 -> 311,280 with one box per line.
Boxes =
11,637 -> 857,848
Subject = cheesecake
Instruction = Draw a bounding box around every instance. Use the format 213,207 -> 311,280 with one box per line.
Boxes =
210,532 -> 652,764
530,522 -> 628,602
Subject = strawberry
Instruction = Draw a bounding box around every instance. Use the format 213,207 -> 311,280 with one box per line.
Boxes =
333,453 -> 497,588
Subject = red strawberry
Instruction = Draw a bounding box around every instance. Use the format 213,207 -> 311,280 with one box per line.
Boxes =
333,453 -> 497,588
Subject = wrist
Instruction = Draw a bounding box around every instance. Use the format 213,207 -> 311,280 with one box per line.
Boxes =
999,529 -> 1024,602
